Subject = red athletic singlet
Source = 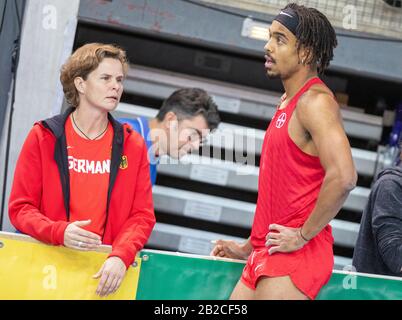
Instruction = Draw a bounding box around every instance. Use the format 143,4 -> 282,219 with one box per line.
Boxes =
242,77 -> 335,299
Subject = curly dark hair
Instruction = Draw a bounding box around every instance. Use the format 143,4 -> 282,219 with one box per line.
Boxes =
284,3 -> 338,74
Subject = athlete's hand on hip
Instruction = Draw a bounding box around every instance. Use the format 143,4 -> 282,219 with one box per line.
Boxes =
265,224 -> 308,255
93,256 -> 126,297
210,239 -> 251,260
63,219 -> 102,251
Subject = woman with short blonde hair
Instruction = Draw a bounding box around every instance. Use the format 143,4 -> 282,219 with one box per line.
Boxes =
9,43 -> 155,297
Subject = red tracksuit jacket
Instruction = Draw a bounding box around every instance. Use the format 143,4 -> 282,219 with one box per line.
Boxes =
8,108 -> 156,268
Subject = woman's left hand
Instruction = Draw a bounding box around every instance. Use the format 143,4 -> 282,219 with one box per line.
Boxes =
93,256 -> 126,297
265,224 -> 308,255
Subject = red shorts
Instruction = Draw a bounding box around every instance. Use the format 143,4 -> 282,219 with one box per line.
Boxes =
241,234 -> 334,300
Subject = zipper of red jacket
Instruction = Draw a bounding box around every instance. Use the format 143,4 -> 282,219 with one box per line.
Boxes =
102,115 -> 126,242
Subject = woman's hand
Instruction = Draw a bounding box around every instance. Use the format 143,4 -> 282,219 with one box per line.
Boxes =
63,219 -> 102,251
93,256 -> 127,297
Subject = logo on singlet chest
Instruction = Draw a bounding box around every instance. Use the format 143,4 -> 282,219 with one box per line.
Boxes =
275,112 -> 287,128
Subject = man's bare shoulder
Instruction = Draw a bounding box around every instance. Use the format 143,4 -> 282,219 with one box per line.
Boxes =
299,84 -> 337,107
296,84 -> 339,118
295,84 -> 342,135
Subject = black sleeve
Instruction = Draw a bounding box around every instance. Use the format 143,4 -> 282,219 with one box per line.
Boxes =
371,178 -> 402,274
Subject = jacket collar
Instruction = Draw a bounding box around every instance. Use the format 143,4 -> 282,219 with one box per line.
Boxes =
42,107 -> 125,142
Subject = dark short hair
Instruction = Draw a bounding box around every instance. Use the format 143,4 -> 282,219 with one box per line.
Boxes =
156,88 -> 220,130
284,3 -> 338,74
